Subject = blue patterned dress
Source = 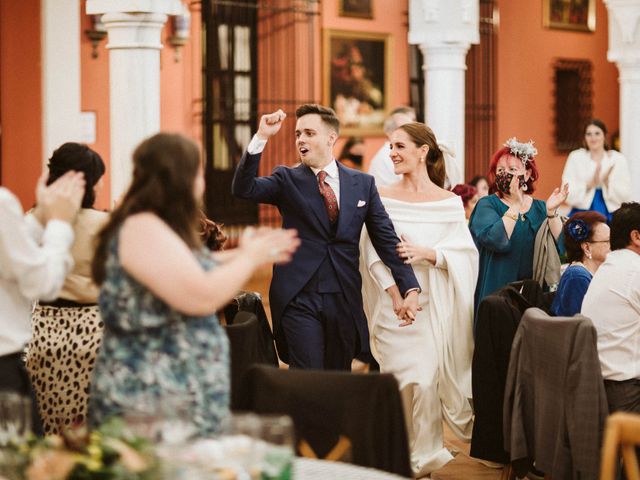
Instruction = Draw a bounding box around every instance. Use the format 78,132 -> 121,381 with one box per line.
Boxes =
88,235 -> 229,436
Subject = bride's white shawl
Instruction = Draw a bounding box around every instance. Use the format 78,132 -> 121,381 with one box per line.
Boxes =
360,195 -> 478,424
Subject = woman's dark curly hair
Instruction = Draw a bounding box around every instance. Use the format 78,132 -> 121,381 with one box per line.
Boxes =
47,143 -> 105,208
199,211 -> 227,251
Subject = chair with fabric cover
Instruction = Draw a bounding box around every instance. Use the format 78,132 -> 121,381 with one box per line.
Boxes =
600,412 -> 640,480
224,291 -> 279,366
225,311 -> 277,410
471,279 -> 549,465
237,365 -> 412,478
503,307 -> 608,480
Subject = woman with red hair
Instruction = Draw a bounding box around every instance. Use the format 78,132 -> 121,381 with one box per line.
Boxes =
469,139 -> 568,319
451,183 -> 478,220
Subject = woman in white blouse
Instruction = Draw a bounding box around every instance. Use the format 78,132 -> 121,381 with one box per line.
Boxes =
0,172 -> 84,430
561,119 -> 631,222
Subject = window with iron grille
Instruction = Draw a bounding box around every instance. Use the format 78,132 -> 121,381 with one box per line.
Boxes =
465,0 -> 497,181
202,0 -> 318,231
553,59 -> 593,152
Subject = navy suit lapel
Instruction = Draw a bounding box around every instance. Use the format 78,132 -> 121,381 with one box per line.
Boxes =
336,164 -> 359,237
293,165 -> 331,235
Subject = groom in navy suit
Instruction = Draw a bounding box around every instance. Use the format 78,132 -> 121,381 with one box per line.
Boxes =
232,104 -> 420,370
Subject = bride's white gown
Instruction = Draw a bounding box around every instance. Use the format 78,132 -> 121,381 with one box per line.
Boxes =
360,195 -> 478,476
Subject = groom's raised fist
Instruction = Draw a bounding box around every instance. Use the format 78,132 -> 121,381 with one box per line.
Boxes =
257,109 -> 286,140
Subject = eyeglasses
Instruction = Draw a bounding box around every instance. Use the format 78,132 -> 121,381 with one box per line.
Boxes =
588,239 -> 610,244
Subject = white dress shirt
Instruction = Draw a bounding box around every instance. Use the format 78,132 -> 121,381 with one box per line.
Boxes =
247,134 -> 340,207
0,187 -> 74,356
581,248 -> 640,381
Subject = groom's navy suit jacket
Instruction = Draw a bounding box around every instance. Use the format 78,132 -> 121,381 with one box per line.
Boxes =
232,151 -> 420,362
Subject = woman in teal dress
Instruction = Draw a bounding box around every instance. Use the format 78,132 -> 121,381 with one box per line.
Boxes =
469,139 -> 568,323
89,133 -> 299,435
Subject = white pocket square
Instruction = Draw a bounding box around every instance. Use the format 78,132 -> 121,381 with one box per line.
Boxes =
357,200 -> 366,207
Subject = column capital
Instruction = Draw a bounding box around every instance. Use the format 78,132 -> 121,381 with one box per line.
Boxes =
604,0 -> 640,63
418,43 -> 472,71
409,0 -> 479,48
86,0 -> 182,15
99,13 -> 169,50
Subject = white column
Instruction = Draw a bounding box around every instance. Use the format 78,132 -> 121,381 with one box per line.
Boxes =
41,0 -> 82,162
409,0 -> 479,181
86,0 -> 181,201
420,43 -> 471,176
604,0 -> 640,201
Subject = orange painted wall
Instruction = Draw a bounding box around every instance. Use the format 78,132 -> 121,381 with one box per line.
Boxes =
321,0 -> 410,170
0,0 -> 42,208
160,2 -> 203,143
496,0 -> 619,199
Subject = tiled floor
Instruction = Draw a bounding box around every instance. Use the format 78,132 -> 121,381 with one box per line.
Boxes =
428,424 -> 509,480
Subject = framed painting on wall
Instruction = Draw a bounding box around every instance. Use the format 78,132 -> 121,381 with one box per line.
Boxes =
323,30 -> 390,135
339,0 -> 373,19
543,0 -> 596,32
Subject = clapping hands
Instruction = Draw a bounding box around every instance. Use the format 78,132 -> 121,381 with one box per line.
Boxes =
239,226 -> 300,267
546,183 -> 569,213
33,170 -> 85,225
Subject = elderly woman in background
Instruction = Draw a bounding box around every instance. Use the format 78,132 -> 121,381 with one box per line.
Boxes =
562,119 -> 631,222
551,212 -> 609,317
451,183 -> 478,220
26,143 -> 108,434
469,139 -> 568,317
89,133 -> 299,435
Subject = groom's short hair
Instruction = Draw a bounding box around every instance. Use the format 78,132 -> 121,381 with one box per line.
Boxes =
296,104 -> 340,135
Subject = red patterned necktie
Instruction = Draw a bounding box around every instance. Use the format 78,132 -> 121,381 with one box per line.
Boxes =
317,170 -> 339,224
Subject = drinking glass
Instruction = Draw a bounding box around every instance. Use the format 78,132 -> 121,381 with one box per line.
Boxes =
0,392 -> 32,480
0,392 -> 31,446
258,415 -> 294,480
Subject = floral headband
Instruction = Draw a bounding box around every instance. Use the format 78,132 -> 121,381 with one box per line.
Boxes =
504,137 -> 538,166
566,219 -> 590,242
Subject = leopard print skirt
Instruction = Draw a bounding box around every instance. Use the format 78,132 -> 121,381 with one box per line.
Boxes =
26,305 -> 104,435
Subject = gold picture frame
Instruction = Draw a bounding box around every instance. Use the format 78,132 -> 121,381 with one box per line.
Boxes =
323,29 -> 391,136
339,0 -> 373,19
543,0 -> 596,32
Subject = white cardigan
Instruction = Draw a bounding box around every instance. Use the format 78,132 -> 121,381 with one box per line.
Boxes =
561,148 -> 631,212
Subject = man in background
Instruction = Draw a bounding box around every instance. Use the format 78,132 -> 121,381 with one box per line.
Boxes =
582,201 -> 640,416
368,106 -> 416,186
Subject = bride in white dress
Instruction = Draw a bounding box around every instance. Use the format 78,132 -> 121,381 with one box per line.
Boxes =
360,123 -> 478,477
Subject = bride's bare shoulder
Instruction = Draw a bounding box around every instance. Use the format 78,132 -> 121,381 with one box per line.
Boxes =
438,187 -> 457,199
376,182 -> 403,199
